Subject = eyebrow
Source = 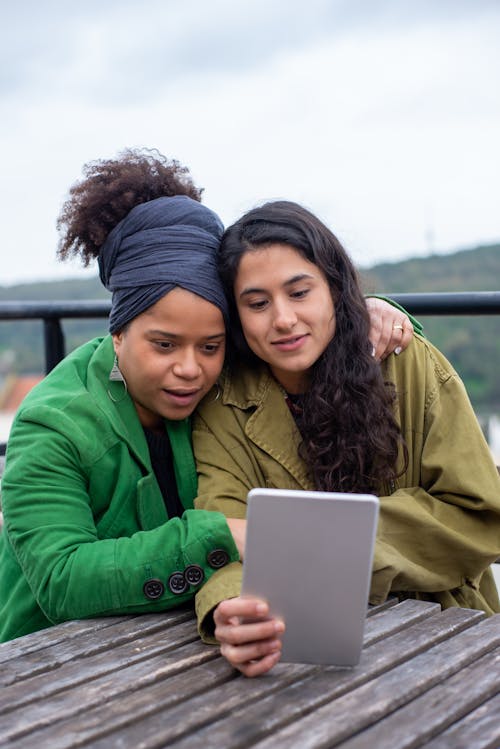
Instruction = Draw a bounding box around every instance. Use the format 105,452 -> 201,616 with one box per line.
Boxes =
239,273 -> 315,298
147,330 -> 226,340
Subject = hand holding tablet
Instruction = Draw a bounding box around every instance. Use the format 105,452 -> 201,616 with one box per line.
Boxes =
241,488 -> 379,667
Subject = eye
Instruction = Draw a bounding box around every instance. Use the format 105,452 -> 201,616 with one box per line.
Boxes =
290,288 -> 309,299
248,298 -> 269,310
201,342 -> 222,355
156,340 -> 175,351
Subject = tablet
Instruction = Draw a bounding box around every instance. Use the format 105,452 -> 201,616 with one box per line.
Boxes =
241,488 -> 379,666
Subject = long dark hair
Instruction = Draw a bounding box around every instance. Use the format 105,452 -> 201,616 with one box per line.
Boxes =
218,200 -> 407,493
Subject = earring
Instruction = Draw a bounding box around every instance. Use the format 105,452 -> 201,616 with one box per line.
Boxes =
108,356 -> 128,402
212,383 -> 221,402
109,356 -> 125,382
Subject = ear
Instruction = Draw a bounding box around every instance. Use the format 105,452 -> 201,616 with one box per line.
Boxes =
111,332 -> 122,357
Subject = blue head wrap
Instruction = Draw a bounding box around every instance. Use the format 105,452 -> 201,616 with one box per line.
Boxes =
98,195 -> 228,333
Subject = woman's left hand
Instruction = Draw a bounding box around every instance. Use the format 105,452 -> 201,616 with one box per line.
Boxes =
365,297 -> 413,360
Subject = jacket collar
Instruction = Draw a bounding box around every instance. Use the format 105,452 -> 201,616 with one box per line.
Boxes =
86,336 -> 197,508
220,363 -> 313,489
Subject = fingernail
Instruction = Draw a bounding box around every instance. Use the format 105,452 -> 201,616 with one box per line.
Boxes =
274,620 -> 285,633
256,602 -> 267,614
394,346 -> 402,355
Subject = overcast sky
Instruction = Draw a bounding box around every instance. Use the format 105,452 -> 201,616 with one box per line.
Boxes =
1,0 -> 499,286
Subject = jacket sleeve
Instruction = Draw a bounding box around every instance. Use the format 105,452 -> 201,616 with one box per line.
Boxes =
371,346 -> 500,612
1,413 -> 239,628
192,409 -> 264,641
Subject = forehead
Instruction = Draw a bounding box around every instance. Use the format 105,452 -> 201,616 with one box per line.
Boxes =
235,243 -> 322,285
132,287 -> 225,334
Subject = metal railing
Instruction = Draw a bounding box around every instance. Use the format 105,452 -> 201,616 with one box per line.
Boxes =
1,292 -> 499,375
1,291 -> 500,456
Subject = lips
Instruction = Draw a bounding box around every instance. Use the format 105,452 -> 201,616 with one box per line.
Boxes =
163,388 -> 202,406
271,334 -> 308,351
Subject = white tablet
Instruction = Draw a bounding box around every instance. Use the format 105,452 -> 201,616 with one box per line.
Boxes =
241,488 -> 379,667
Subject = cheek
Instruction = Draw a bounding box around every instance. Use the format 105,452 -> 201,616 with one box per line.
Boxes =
210,351 -> 226,379
239,313 -> 263,344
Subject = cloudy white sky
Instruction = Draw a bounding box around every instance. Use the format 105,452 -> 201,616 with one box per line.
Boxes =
1,0 -> 499,286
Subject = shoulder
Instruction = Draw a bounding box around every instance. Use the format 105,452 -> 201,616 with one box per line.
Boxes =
382,334 -> 475,422
16,336 -> 111,411
9,336 -> 116,448
383,333 -> 459,387
194,363 -> 285,441
198,363 -> 274,417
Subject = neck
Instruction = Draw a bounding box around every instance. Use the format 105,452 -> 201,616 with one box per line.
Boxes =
269,366 -> 308,395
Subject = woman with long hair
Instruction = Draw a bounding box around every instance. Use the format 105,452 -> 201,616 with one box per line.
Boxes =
192,200 -> 500,677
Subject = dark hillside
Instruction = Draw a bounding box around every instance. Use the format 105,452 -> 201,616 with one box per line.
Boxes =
360,244 -> 500,412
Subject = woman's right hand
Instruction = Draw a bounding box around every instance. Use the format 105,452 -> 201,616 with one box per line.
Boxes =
226,518 -> 247,559
214,596 -> 285,677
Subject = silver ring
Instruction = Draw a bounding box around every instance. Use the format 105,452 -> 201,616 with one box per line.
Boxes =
392,324 -> 404,331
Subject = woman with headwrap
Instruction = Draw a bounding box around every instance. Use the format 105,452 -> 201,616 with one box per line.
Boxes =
0,150 -> 244,641
0,149 -> 414,642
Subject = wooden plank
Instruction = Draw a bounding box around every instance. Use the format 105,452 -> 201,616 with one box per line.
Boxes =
0,618 -> 202,713
80,606 -> 484,749
366,597 -> 399,616
0,639 -> 222,745
245,614 -> 500,749
335,648 -> 500,748
420,692 -> 500,749
0,615 -> 135,664
1,617 -> 196,690
1,609 -> 194,687
363,599 -> 440,645
0,607 -> 192,667
4,660 -> 305,749
0,601 -> 442,748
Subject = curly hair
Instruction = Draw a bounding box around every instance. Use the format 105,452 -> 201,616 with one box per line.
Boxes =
56,148 -> 203,266
218,200 -> 408,494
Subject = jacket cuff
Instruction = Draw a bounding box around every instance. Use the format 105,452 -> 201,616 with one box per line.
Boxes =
195,561 -> 243,643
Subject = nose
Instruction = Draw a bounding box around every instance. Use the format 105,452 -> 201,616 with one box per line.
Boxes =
172,348 -> 202,380
272,300 -> 297,331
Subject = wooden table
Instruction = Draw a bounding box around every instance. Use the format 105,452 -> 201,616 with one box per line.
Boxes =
1,599 -> 499,748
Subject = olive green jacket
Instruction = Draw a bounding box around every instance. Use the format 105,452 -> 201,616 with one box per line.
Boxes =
193,335 -> 500,641
0,336 -> 238,642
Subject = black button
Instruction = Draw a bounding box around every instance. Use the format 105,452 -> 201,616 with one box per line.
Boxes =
168,571 -> 189,595
143,578 -> 165,600
185,564 -> 205,586
207,548 -> 230,569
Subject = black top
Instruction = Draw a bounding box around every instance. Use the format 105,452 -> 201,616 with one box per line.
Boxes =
143,428 -> 184,519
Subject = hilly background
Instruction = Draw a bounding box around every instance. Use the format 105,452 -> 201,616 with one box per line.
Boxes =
0,243 -> 499,415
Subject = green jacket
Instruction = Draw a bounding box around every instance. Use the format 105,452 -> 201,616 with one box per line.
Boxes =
193,335 -> 500,641
0,336 -> 238,642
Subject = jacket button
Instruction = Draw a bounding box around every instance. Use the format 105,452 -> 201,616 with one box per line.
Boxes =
207,548 -> 230,569
143,578 -> 165,600
168,572 -> 189,595
185,564 -> 205,586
